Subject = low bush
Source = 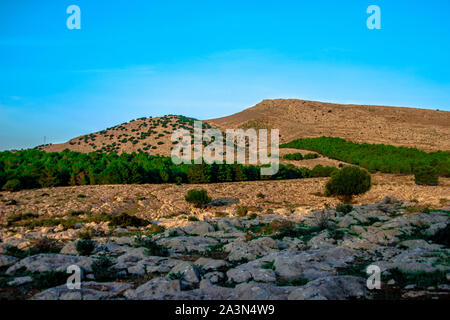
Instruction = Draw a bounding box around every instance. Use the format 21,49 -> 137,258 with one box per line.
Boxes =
325,166 -> 371,202
2,179 -> 21,192
282,153 -> 303,160
236,206 -> 248,217
303,153 -> 319,160
110,213 -> 149,227
134,237 -> 169,256
414,165 -> 439,186
184,189 -> 211,208
76,239 -> 96,256
92,256 -> 115,281
335,204 -> 353,214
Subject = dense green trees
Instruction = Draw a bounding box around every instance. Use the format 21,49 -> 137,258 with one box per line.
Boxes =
0,149 -> 336,191
282,137 -> 450,177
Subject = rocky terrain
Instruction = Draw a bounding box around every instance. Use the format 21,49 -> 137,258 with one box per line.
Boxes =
0,194 -> 448,300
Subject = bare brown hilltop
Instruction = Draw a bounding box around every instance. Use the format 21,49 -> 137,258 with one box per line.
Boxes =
39,99 -> 450,154
209,99 -> 450,152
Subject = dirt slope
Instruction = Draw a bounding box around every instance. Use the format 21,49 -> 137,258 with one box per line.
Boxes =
209,99 -> 450,152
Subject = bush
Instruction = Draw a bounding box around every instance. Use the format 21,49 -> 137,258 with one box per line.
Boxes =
325,166 -> 371,202
303,153 -> 319,160
336,204 -> 353,214
414,165 -> 439,186
134,237 -> 169,256
2,179 -> 21,192
428,224 -> 450,247
282,153 -> 303,160
256,192 -> 265,199
92,256 -> 115,281
184,189 -> 211,208
110,213 -> 149,227
76,239 -> 96,256
236,206 -> 248,217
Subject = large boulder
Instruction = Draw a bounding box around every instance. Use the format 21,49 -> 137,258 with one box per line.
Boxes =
183,221 -> 215,235
124,277 -> 181,300
194,257 -> 229,272
32,282 -> 132,300
225,237 -> 279,262
157,236 -> 218,254
124,256 -> 180,276
170,261 -> 200,284
288,276 -> 367,300
6,254 -> 94,275
0,254 -> 19,268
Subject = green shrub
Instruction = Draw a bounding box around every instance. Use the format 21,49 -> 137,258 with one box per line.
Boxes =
168,271 -> 184,280
303,153 -> 319,160
336,204 -> 353,214
428,224 -> 450,247
261,261 -> 275,270
311,164 -> 338,177
92,256 -> 115,281
184,189 -> 211,208
282,153 -> 303,160
134,237 -> 169,256
33,271 -> 68,290
187,216 -> 199,221
31,238 -> 61,254
414,165 -> 439,186
6,212 -> 39,226
325,166 -> 371,202
2,179 -> 21,192
236,206 -> 248,217
110,213 -> 149,227
256,192 -> 265,199
76,239 -> 96,256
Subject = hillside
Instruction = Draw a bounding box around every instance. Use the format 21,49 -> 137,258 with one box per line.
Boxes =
37,115 -> 212,155
209,99 -> 450,152
37,99 -> 450,156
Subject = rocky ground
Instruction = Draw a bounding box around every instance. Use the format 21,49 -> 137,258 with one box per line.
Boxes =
0,194 -> 448,300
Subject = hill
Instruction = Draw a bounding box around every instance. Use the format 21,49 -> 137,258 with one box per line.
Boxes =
37,99 -> 450,156
209,99 -> 450,152
37,115 -> 211,155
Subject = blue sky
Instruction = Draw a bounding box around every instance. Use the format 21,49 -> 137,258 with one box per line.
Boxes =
1,0 -> 449,150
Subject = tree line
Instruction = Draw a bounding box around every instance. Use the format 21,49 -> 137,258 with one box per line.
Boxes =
0,149 -> 337,191
281,137 -> 450,177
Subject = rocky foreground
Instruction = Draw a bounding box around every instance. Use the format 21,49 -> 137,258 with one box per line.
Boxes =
0,196 -> 449,300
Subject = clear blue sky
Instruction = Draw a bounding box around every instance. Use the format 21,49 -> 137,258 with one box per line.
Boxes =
1,0 -> 449,151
